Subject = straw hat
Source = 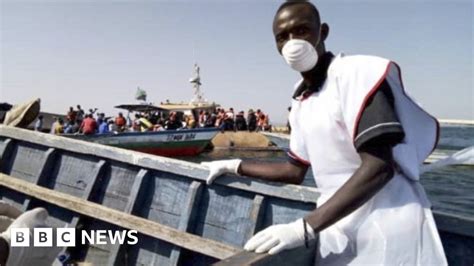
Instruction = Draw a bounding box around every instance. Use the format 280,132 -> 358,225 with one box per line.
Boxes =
3,98 -> 41,128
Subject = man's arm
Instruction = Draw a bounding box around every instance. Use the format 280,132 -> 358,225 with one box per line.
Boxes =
239,160 -> 309,185
243,145 -> 396,255
202,159 -> 309,185
304,144 -> 394,232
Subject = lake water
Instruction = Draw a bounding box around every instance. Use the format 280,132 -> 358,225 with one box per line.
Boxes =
184,125 -> 474,218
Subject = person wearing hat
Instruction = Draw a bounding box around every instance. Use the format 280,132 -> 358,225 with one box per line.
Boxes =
201,1 -> 446,265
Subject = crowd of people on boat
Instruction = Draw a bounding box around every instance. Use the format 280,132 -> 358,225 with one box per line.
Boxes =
197,107 -> 272,132
33,105 -> 272,135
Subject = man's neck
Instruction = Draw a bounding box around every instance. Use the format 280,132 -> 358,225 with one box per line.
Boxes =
291,51 -> 334,99
301,50 -> 331,87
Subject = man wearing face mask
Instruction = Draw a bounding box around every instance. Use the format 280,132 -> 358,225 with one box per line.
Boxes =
201,1 -> 447,265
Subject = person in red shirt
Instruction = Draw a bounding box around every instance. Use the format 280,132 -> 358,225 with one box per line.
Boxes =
66,106 -> 77,123
115,112 -> 126,132
80,114 -> 97,135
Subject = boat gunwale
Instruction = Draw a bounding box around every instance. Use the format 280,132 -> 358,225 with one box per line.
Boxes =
0,125 -> 320,204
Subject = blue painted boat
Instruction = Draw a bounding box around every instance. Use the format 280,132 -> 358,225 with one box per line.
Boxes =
64,128 -> 219,157
0,125 -> 472,265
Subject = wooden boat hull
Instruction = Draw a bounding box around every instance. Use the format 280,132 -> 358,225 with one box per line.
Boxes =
0,125 -> 472,265
0,125 -> 317,265
64,128 -> 219,157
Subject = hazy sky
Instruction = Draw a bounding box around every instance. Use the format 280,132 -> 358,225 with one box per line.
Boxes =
1,0 -> 473,124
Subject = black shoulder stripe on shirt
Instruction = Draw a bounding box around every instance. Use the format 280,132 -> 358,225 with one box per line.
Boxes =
354,79 -> 405,151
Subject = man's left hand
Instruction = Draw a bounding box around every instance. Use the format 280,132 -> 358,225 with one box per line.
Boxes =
244,218 -> 315,255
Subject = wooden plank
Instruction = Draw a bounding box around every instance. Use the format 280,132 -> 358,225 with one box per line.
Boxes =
194,187 -> 256,247
169,181 -> 203,265
0,138 -> 13,173
0,173 -> 240,260
23,148 -> 56,211
107,169 -> 148,266
0,126 -> 320,203
246,195 -> 265,241
214,239 -> 317,266
124,169 -> 149,213
63,160 -> 106,260
69,160 -> 107,228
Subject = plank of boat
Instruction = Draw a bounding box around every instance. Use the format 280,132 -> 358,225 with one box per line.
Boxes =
0,173 -> 239,260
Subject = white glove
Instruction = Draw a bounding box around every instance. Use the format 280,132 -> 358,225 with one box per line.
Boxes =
244,218 -> 315,255
0,201 -> 22,232
200,159 -> 242,185
1,208 -> 61,266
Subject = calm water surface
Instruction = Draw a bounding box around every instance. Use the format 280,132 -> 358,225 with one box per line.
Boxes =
182,125 -> 474,218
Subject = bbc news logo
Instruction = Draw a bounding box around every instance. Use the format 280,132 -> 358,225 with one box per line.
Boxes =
10,228 -> 138,247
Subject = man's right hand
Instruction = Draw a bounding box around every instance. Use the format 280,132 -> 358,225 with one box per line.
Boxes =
200,159 -> 242,185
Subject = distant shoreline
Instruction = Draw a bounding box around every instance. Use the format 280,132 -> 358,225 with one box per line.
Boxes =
438,119 -> 474,126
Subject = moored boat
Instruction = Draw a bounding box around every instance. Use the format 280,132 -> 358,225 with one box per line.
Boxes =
65,63 -> 221,157
61,93 -> 221,157
64,128 -> 219,157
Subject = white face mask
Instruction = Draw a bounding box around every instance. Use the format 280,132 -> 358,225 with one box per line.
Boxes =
281,39 -> 318,72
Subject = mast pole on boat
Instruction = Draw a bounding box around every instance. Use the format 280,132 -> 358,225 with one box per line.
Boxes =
189,63 -> 207,106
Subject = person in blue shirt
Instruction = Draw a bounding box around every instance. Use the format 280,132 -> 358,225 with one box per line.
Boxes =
98,118 -> 109,134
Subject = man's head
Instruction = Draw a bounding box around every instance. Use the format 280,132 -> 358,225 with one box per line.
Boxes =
273,1 -> 329,56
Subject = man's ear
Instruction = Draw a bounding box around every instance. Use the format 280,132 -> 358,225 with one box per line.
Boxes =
320,23 -> 330,42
